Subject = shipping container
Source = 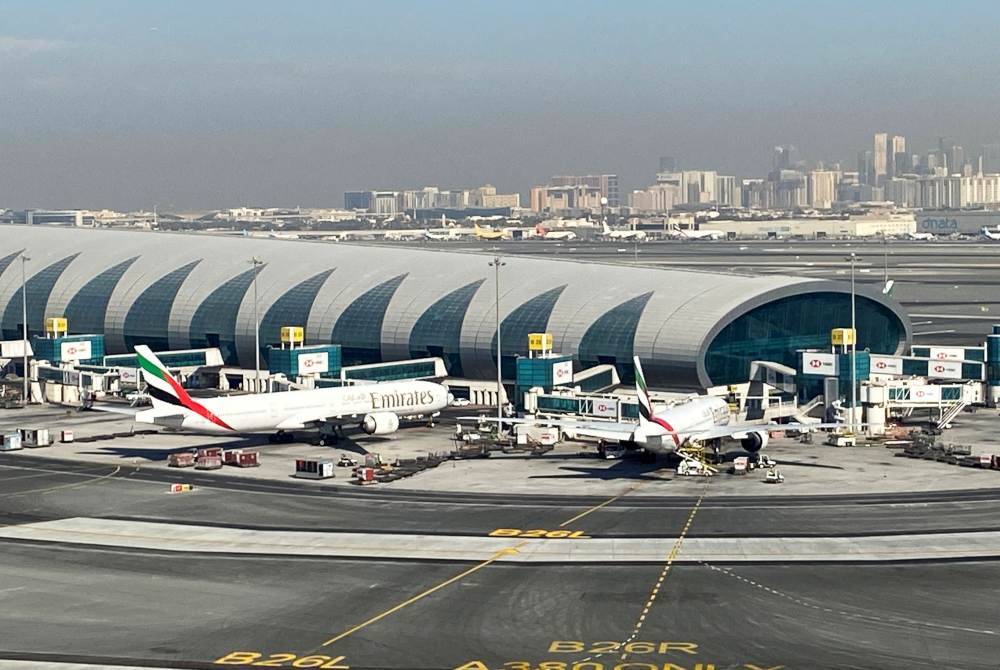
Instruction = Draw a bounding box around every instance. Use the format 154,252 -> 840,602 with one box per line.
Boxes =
295,458 -> 335,479
1,432 -> 22,451
197,447 -> 224,460
20,428 -> 51,448
60,430 -> 74,443
236,452 -> 259,468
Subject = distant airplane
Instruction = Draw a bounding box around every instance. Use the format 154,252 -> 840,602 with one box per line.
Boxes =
672,228 -> 725,240
423,229 -> 457,241
534,223 -> 577,240
123,346 -> 449,441
601,221 -> 647,241
906,232 -> 935,241
982,226 -> 1000,241
474,222 -> 507,241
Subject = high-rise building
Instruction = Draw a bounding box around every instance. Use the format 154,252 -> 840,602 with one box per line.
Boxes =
873,132 -> 889,183
807,171 -> 840,209
857,150 -> 874,185
714,175 -> 738,206
890,135 -> 906,177
658,156 -> 678,172
982,143 -> 1000,174
344,191 -> 373,210
773,145 -> 797,170
549,174 -> 620,207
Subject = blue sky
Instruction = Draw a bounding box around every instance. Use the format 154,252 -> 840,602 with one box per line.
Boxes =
2,1 -> 999,209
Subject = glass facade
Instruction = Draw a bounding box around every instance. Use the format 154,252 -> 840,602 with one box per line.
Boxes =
1,254 -> 80,339
0,250 -> 23,279
331,274 -> 407,366
491,285 -> 566,380
345,360 -> 437,381
577,291 -> 653,383
705,293 -> 904,385
189,266 -> 260,364
259,269 -> 335,358
122,260 -> 201,351
64,257 -> 139,335
408,278 -> 485,377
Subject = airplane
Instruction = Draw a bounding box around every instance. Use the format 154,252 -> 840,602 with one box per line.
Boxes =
672,228 -> 725,241
474,223 -> 508,241
127,345 -> 449,442
467,356 -> 845,461
906,232 -> 935,241
534,223 -> 577,240
423,229 -> 458,241
982,226 -> 1000,241
601,221 -> 647,241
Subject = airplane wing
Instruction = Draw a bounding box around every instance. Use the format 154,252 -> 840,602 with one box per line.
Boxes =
462,416 -> 637,442
84,403 -> 140,417
685,421 -> 849,441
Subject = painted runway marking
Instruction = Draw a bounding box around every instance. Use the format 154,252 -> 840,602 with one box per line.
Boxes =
0,466 -> 121,499
699,561 -> 998,637
615,483 -> 708,662
320,541 -> 526,647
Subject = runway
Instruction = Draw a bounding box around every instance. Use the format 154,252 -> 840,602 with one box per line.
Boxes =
0,456 -> 997,670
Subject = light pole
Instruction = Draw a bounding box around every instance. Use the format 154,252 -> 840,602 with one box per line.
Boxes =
489,255 -> 506,429
847,252 -> 859,434
250,257 -> 264,392
20,253 -> 29,404
882,233 -> 888,284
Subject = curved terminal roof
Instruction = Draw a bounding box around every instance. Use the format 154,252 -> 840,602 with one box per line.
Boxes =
0,226 -> 911,388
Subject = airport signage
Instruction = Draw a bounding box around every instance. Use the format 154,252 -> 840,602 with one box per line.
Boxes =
928,360 -> 962,380
552,360 -> 573,385
918,217 -> 958,231
911,386 -> 942,402
119,367 -> 139,384
60,340 -> 92,362
870,356 -> 903,375
929,347 -> 964,361
801,352 -> 838,376
297,352 -> 329,375
592,399 -> 618,418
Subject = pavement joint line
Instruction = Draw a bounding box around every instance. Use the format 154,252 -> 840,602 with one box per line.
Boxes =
557,483 -> 643,527
699,560 -> 999,637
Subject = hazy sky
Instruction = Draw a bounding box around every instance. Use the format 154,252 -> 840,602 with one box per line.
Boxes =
2,0 -> 1000,210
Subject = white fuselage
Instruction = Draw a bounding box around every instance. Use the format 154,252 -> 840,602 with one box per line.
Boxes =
640,395 -> 731,452
136,381 -> 448,435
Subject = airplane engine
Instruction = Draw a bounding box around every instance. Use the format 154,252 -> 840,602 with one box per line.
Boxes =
740,430 -> 769,453
361,412 -> 400,435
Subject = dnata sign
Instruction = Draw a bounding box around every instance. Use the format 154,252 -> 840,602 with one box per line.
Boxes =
919,218 -> 958,231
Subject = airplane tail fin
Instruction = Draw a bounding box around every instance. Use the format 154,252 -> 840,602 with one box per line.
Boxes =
135,345 -> 191,411
633,355 -> 653,430
602,221 -> 611,235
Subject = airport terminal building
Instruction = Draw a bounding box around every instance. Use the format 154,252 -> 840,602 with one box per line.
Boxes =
0,226 -> 911,389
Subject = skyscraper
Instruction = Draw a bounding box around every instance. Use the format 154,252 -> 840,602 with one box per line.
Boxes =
857,150 -> 874,185
873,133 -> 889,183
658,156 -> 678,172
890,135 -> 906,177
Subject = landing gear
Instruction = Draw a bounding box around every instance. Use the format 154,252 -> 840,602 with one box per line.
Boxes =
317,423 -> 343,447
268,431 -> 295,444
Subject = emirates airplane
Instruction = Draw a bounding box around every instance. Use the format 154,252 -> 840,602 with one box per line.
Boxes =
132,345 -> 449,439
476,356 -> 842,458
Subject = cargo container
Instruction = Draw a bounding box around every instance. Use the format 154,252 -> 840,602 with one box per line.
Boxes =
60,430 -> 74,443
235,452 -> 259,468
197,447 -> 224,460
20,428 -> 51,448
295,458 -> 335,479
195,455 -> 223,470
356,467 -> 376,483
168,452 -> 196,468
1,432 -> 22,451
223,449 -> 242,465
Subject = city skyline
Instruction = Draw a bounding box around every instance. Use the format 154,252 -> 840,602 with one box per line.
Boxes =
3,1 -> 1000,209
